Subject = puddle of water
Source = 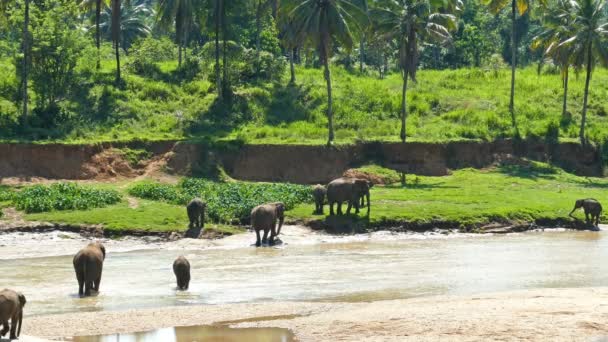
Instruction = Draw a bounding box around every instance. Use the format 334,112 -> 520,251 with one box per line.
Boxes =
1,227 -> 608,316
69,325 -> 295,342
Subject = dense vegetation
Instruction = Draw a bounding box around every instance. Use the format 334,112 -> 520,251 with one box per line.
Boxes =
13,182 -> 121,213
128,179 -> 312,223
1,0 -> 607,145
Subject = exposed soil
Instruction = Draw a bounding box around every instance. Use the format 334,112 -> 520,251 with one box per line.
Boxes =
342,169 -> 386,185
23,287 -> 608,341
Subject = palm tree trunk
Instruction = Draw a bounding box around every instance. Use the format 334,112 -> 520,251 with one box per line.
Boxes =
178,46 -> 182,67
400,70 -> 409,143
112,0 -> 121,83
255,0 -> 262,73
323,49 -> 334,146
580,42 -> 593,145
562,66 -> 569,119
215,0 -> 222,98
509,0 -> 517,132
359,38 -> 364,73
271,0 -> 277,19
95,0 -> 101,69
289,48 -> 295,84
21,0 -> 29,125
221,1 -> 228,97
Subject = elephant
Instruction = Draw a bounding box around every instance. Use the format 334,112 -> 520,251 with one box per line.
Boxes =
358,180 -> 374,207
569,198 -> 602,226
187,198 -> 206,230
173,256 -> 191,290
73,242 -> 106,297
312,184 -> 326,214
326,178 -> 370,216
251,202 -> 285,247
0,289 -> 25,340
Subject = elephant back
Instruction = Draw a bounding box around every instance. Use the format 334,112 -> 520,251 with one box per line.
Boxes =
326,178 -> 356,202
251,204 -> 276,227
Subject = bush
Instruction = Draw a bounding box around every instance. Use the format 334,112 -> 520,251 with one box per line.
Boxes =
128,37 -> 176,76
128,179 -> 313,224
14,183 -> 122,213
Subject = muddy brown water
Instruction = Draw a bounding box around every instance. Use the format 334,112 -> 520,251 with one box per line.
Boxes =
70,325 -> 295,342
0,226 -> 607,317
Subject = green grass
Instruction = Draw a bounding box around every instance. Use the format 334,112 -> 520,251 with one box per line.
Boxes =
287,161 -> 608,228
3,53 -> 608,145
25,199 -> 243,234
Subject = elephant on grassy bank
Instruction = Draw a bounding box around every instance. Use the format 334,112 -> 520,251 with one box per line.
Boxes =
313,184 -> 326,214
569,198 -> 602,226
73,242 -> 106,297
173,256 -> 191,290
251,202 -> 285,247
327,178 -> 370,216
187,198 -> 206,229
0,289 -> 26,340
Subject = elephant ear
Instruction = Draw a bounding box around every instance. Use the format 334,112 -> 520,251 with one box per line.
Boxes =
18,293 -> 26,307
275,202 -> 286,217
99,244 -> 106,259
354,179 -> 369,189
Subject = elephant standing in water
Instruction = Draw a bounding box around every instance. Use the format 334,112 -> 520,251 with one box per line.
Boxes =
0,289 -> 26,340
569,198 -> 602,226
313,184 -> 326,214
73,242 -> 106,297
251,202 -> 285,247
173,256 -> 191,290
326,178 -> 370,216
185,198 -> 206,238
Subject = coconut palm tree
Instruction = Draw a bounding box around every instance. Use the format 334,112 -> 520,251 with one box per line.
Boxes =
277,3 -> 300,83
157,0 -> 198,67
532,0 -> 576,119
559,0 -> 608,144
372,0 -> 457,142
284,0 -> 368,146
79,0 -> 110,69
483,0 -> 546,134
101,0 -> 153,82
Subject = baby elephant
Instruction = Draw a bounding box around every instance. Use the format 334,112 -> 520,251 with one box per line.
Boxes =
569,198 -> 602,226
313,184 -> 326,214
187,198 -> 206,229
173,256 -> 191,290
73,242 -> 106,297
0,289 -> 26,340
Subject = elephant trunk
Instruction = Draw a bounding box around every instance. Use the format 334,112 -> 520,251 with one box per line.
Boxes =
277,215 -> 284,235
569,206 -> 577,218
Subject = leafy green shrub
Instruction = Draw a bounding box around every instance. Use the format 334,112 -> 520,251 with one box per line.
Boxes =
128,37 -> 176,76
14,183 -> 122,213
0,187 -> 14,202
128,179 -> 312,224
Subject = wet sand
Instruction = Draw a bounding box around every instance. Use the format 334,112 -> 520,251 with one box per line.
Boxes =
22,287 -> 608,341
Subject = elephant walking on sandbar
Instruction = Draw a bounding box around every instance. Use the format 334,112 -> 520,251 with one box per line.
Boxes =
251,202 -> 285,247
326,178 -> 371,216
173,256 -> 191,290
0,289 -> 26,340
569,198 -> 602,226
73,242 -> 106,297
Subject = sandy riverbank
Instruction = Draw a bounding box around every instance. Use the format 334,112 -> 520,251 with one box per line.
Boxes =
21,287 -> 608,341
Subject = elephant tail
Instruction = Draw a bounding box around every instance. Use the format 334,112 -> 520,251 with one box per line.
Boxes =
17,311 -> 22,337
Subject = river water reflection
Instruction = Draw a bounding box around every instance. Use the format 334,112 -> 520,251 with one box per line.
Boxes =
1,227 -> 607,316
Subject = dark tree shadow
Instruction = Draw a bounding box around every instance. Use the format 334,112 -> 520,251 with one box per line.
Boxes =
266,83 -> 322,125
495,164 -> 559,180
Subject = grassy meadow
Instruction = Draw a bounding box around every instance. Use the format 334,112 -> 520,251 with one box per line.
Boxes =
2,54 -> 608,145
1,161 -> 606,233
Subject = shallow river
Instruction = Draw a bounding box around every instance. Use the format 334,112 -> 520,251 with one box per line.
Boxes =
1,226 -> 607,317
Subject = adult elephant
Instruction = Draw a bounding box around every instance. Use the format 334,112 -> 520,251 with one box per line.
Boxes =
326,178 -> 370,216
73,242 -> 106,297
251,202 -> 285,247
0,289 -> 26,340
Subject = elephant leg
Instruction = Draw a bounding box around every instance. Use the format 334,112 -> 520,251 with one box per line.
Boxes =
1,321 -> 8,336
262,228 -> 269,244
329,202 -> 335,215
85,281 -> 92,296
337,202 -> 343,215
95,274 -> 101,291
255,229 -> 261,247
269,225 -> 277,245
9,314 -> 17,339
585,211 -> 590,223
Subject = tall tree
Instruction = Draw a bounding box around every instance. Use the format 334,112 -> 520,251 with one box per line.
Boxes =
157,0 -> 196,67
212,0 -> 222,98
111,0 -> 121,82
278,2 -> 300,83
483,0 -> 546,134
22,0 -> 29,124
285,0 -> 368,146
372,0 -> 457,142
79,0 -> 110,69
532,0 -> 575,119
560,0 -> 608,144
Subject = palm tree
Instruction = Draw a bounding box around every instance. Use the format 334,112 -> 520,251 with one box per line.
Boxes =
211,0 -> 222,98
285,0 -> 368,146
80,0 -> 110,69
101,0 -> 153,82
559,0 -> 608,144
157,0 -> 197,67
483,0 -> 546,134
278,3 -> 300,83
372,0 -> 457,142
532,0 -> 576,119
